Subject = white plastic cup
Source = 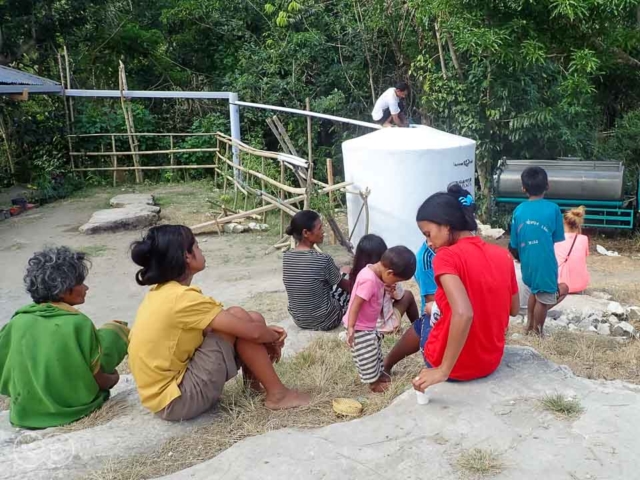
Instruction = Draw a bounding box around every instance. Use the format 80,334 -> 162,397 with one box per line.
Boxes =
415,389 -> 430,405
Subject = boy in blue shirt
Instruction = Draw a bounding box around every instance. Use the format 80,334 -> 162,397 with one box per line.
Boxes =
509,166 -> 568,335
415,242 -> 437,312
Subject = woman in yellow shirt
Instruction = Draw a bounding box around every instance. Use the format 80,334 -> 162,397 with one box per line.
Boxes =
128,225 -> 309,421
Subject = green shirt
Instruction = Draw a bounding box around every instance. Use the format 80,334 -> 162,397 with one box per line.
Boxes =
0,303 -> 108,429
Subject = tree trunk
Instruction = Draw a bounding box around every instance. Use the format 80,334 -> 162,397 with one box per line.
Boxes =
446,34 -> 464,80
434,21 -> 448,79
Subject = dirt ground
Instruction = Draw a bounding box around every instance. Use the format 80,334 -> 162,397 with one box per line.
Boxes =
0,181 -> 351,329
2,181 -> 639,325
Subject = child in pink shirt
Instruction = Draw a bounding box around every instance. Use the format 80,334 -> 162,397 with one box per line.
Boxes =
554,206 -> 590,293
343,246 -> 416,392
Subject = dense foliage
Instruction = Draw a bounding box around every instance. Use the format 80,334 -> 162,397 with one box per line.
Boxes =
1,0 -> 640,210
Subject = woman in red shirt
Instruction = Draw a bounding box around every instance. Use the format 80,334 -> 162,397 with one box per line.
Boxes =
400,185 -> 519,391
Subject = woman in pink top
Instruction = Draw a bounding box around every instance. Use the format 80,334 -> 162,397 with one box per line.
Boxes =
554,206 -> 590,293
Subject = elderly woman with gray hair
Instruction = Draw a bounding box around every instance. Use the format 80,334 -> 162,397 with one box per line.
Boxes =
0,246 -> 129,429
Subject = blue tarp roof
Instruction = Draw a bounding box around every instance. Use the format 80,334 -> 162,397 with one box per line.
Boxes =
0,65 -> 62,95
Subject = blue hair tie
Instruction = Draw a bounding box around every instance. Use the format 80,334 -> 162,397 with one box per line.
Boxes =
458,194 -> 474,207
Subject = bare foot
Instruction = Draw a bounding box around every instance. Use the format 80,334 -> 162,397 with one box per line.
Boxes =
265,389 -> 311,410
370,379 -> 392,393
378,371 -> 391,383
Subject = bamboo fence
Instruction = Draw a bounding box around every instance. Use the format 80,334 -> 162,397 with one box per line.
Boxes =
67,132 -> 220,186
189,132 -> 368,254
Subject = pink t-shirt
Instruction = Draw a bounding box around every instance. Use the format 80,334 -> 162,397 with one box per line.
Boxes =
554,232 -> 590,293
342,265 -> 384,331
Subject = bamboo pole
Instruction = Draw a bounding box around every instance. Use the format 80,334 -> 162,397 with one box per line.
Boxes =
57,52 -> 75,171
63,45 -> 75,124
118,61 -> 142,183
327,158 -> 335,244
272,116 -> 299,157
304,98 -> 314,210
73,165 -> 220,172
70,148 -> 218,156
280,160 -> 285,236
214,137 -> 220,185
68,132 -> 218,138
266,117 -> 292,155
261,157 -> 266,222
233,151 -> 239,209
191,181 -> 352,232
111,135 -> 117,187
0,116 -> 15,176
223,144 -> 229,194
216,152 -> 306,195
170,135 -> 175,166
216,132 -> 307,167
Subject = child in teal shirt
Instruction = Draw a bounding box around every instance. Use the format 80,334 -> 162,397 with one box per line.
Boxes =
509,166 -> 568,335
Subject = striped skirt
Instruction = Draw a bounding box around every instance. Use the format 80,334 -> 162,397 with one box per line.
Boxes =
350,330 -> 384,384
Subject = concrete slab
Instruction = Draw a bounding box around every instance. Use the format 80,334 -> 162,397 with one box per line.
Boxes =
0,375 -> 213,480
110,194 -> 155,208
162,346 -> 640,480
79,205 -> 159,234
0,320 -> 327,480
2,344 -> 640,480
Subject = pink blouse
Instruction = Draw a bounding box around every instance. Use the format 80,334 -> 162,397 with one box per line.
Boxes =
554,233 -> 590,293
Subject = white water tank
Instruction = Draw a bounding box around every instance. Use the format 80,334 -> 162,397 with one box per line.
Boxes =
342,126 -> 476,252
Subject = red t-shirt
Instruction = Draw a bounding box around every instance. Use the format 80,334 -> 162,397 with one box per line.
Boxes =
425,236 -> 518,381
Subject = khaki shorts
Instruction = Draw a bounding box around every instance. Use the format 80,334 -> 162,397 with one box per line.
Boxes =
157,333 -> 239,422
535,291 -> 559,305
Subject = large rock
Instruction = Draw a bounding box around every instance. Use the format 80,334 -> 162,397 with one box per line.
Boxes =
162,347 -> 640,480
110,194 -> 155,208
79,205 -> 159,234
612,321 -> 636,338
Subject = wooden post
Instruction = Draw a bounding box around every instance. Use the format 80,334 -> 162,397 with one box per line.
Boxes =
111,135 -> 118,187
327,158 -> 336,244
118,61 -> 143,183
304,98 -> 314,210
280,160 -> 285,236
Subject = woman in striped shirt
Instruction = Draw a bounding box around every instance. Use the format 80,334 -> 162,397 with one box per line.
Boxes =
283,210 -> 351,331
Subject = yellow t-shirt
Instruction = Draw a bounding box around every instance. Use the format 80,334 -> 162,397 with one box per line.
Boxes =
128,281 -> 223,412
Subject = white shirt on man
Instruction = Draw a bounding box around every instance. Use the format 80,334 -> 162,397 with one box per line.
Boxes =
371,88 -> 401,121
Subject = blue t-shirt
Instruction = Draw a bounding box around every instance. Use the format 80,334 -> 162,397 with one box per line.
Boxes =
509,199 -> 565,293
415,243 -> 437,312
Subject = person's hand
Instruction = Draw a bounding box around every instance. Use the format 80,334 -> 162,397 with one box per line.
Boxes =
384,284 -> 397,295
346,327 -> 356,348
266,342 -> 283,363
424,301 -> 434,316
412,367 -> 448,393
268,325 -> 287,344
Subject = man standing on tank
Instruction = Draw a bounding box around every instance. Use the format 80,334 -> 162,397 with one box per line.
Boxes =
371,82 -> 409,127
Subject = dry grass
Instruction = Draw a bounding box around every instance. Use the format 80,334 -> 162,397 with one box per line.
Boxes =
0,395 -> 9,411
539,394 -> 584,419
89,334 -> 423,480
456,448 -> 504,477
59,396 -> 132,433
508,327 -> 640,383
